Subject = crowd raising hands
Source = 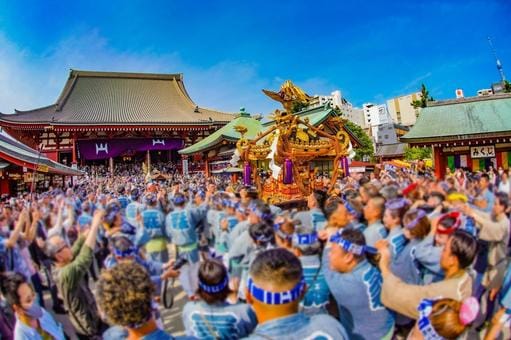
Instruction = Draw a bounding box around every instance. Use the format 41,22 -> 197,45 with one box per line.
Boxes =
1,164 -> 511,339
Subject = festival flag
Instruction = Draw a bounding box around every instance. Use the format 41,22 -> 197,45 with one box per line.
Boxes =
460,155 -> 468,168
454,155 -> 461,169
503,151 -> 510,169
472,158 -> 480,172
447,155 -> 455,171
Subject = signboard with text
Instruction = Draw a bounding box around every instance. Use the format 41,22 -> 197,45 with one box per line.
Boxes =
470,146 -> 495,158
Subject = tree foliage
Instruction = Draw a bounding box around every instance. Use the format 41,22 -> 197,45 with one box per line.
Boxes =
404,146 -> 432,161
411,84 -> 434,109
291,101 -> 308,113
343,120 -> 374,161
504,80 -> 511,93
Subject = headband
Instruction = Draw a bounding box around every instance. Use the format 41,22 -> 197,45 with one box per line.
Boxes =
417,299 -> 443,340
173,195 -> 186,205
249,203 -> 272,221
145,194 -> 157,205
329,233 -> 377,256
113,246 -> 137,258
437,211 -> 462,235
344,201 -> 361,219
236,203 -> 247,214
247,276 -> 305,305
293,233 -> 318,245
255,233 -> 273,243
405,209 -> 427,230
417,298 -> 479,340
385,198 -> 410,211
199,276 -> 229,294
223,200 -> 237,209
196,190 -> 206,199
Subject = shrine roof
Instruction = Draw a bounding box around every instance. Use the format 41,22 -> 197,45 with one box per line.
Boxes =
0,70 -> 234,126
179,109 -> 263,155
401,94 -> 511,144
181,105 -> 362,155
262,105 -> 336,127
0,133 -> 83,176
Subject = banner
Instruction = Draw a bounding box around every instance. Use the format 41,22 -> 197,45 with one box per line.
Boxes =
470,146 -> 495,159
459,155 -> 467,168
77,138 -> 183,160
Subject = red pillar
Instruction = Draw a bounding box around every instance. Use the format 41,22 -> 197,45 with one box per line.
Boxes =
0,179 -> 10,195
204,158 -> 210,178
72,135 -> 77,165
433,146 -> 444,179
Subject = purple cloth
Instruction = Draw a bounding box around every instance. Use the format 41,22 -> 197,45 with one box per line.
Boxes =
243,162 -> 251,186
284,159 -> 293,184
77,138 -> 183,160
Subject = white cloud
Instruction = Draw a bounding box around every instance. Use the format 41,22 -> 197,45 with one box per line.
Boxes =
0,30 -> 283,115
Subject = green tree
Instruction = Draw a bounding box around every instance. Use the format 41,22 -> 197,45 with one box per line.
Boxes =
404,146 -> 432,161
344,120 -> 374,162
291,101 -> 308,113
411,84 -> 434,109
504,80 -> 511,93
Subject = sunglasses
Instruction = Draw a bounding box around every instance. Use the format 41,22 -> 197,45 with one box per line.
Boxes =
55,242 -> 69,255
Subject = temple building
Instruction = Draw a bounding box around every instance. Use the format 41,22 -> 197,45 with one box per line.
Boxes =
0,133 -> 82,195
0,70 -> 233,172
401,93 -> 511,178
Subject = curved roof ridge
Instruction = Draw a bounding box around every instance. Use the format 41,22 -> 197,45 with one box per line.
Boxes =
70,69 -> 183,80
12,104 -> 57,114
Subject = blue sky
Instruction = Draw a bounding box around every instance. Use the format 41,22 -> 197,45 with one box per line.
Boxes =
0,0 -> 509,115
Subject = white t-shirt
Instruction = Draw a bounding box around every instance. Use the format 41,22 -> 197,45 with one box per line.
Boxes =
498,180 -> 511,194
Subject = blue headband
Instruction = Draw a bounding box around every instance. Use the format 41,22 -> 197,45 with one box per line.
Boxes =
417,299 -> 443,340
199,276 -> 229,294
145,194 -> 157,205
385,198 -> 410,210
247,277 -> 305,305
293,233 -> 318,245
236,203 -> 247,214
196,190 -> 206,199
406,209 -> 427,230
344,201 -> 361,219
249,204 -> 272,221
255,233 -> 273,243
224,200 -> 237,209
113,246 -> 137,258
329,233 -> 377,256
173,195 -> 186,205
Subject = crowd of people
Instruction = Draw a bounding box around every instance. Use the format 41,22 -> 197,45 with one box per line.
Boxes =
1,163 -> 511,339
